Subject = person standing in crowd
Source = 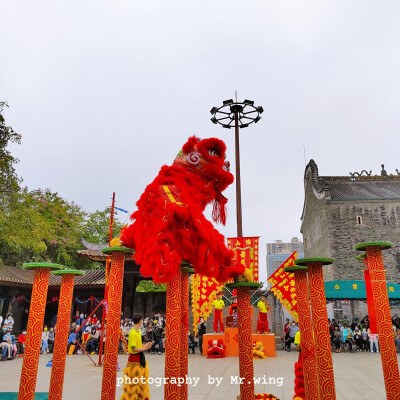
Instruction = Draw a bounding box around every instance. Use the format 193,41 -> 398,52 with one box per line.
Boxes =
285,320 -> 299,351
361,327 -> 369,351
188,330 -> 196,354
151,322 -> 164,355
212,293 -> 225,333
256,295 -> 270,334
369,329 -> 380,353
333,325 -> 342,353
73,311 -> 80,323
18,330 -> 26,358
41,325 -> 49,354
197,317 -> 207,354
48,326 -> 55,353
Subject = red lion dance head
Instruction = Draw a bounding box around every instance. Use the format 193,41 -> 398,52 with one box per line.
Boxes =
121,136 -> 244,283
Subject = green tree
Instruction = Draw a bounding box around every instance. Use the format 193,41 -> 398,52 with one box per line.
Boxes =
0,102 -> 21,195
83,207 -> 124,244
136,280 -> 167,292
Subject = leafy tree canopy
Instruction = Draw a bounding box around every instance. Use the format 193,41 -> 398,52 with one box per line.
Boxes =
136,280 -> 167,292
0,102 -> 127,269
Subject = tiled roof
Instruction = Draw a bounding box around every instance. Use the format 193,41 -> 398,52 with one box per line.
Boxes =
324,180 -> 400,201
0,264 -> 106,287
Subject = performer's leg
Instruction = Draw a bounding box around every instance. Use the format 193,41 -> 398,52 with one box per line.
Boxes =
219,312 -> 224,332
213,311 -> 218,333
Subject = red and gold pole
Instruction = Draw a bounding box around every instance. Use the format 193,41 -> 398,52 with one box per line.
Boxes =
100,247 -> 132,400
18,263 -> 62,400
179,263 -> 191,400
164,268 -> 182,400
236,284 -> 256,400
295,258 -> 336,400
355,242 -> 400,399
48,269 -> 85,400
284,266 -> 319,400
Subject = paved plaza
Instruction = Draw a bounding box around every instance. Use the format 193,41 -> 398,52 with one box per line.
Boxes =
0,349 -> 397,399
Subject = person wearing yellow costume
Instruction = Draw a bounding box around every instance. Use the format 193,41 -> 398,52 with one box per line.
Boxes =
121,313 -> 153,400
212,293 -> 225,333
256,295 -> 270,334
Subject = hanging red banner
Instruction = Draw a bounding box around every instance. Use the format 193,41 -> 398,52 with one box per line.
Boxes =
227,237 -> 260,282
191,275 -> 223,335
267,251 -> 298,319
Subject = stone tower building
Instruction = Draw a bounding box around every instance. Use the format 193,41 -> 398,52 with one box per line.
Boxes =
300,160 -> 400,320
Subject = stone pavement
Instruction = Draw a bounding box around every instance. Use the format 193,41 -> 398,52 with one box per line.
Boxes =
0,349 -> 397,399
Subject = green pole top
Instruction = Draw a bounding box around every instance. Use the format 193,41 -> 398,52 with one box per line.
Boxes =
355,242 -> 393,251
52,269 -> 86,276
225,281 -> 262,289
294,258 -> 334,267
23,262 -> 64,271
101,246 -> 135,255
284,266 -> 308,273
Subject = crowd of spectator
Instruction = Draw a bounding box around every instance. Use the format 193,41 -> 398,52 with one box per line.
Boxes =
282,315 -> 400,354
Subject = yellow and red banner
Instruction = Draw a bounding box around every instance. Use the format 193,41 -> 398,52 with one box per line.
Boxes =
267,251 -> 298,320
227,237 -> 260,282
191,275 -> 223,335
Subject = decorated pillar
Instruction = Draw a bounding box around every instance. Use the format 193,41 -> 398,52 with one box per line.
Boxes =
164,267 -> 182,400
362,261 -> 378,333
18,263 -> 62,400
100,247 -> 132,400
295,258 -> 336,400
226,282 -> 261,400
49,269 -> 85,400
355,242 -> 400,399
284,266 -> 319,400
179,262 -> 193,400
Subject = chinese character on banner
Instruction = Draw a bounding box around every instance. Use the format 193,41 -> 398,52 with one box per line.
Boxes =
267,251 -> 298,320
227,237 -> 260,282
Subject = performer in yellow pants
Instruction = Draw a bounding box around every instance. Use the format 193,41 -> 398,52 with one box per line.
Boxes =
121,314 -> 153,400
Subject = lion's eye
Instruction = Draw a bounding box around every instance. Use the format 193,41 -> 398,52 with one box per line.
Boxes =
208,149 -> 219,157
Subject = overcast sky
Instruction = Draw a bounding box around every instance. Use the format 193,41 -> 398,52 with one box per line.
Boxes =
2,1 -> 400,282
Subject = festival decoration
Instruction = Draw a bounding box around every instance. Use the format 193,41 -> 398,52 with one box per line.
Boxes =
295,258 -> 336,400
268,251 -> 298,319
207,339 -> 226,358
227,237 -> 260,282
18,262 -> 62,400
100,247 -> 133,400
284,266 -> 318,400
191,274 -> 223,334
293,355 -> 306,400
252,342 -> 266,359
49,269 -> 85,400
121,355 -> 150,400
355,242 -> 400,399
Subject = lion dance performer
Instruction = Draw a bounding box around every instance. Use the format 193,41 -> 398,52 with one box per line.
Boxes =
121,313 -> 152,400
213,293 -> 225,333
121,136 -> 249,399
256,294 -> 270,334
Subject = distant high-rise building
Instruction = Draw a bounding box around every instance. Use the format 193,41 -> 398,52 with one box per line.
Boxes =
266,237 -> 304,281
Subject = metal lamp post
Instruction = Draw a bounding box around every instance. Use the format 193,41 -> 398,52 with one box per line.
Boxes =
210,97 -> 263,400
210,98 -> 263,237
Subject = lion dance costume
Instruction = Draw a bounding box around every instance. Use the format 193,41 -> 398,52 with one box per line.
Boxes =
120,136 -> 245,399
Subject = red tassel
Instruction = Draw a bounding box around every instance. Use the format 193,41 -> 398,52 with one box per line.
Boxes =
212,193 -> 227,225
